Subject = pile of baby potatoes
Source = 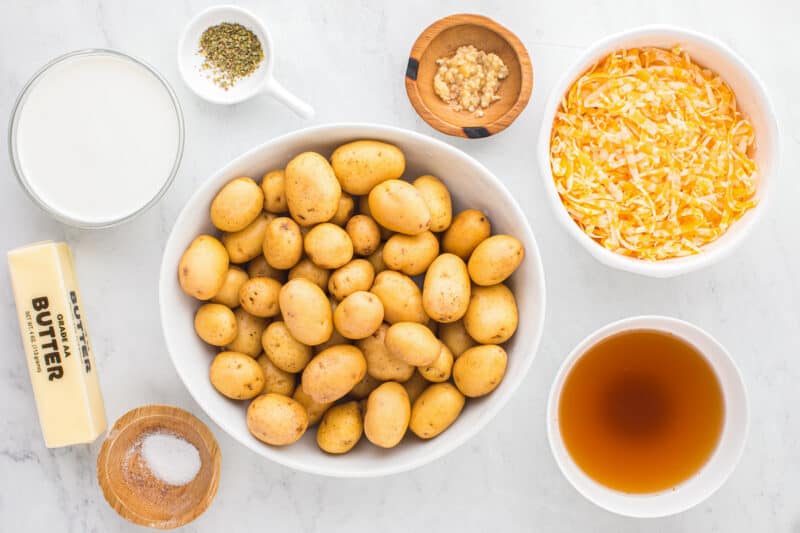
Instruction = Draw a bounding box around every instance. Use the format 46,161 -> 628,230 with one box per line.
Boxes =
178,140 -> 524,454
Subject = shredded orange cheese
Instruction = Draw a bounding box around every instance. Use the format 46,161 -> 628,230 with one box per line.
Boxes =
549,47 -> 758,260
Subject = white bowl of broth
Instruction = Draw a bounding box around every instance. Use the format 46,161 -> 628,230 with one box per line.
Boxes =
547,316 -> 748,517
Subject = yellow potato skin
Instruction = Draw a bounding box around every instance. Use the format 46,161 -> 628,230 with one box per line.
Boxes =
364,382 -> 411,448
285,152 -> 342,226
357,323 -> 415,382
211,266 -> 249,308
453,345 -> 508,397
293,386 -> 332,426
226,308 -> 269,357
330,140 -> 406,195
409,382 -> 465,439
468,235 -> 525,286
346,214 -> 381,257
247,254 -> 287,282
261,321 -> 312,373
210,177 -> 264,232
370,271 -> 428,324
279,278 -> 333,346
438,319 -> 477,358
317,401 -> 364,454
328,259 -> 375,301
238,276 -> 282,318
418,344 -> 454,383
368,179 -> 431,235
385,322 -> 440,366
413,175 -> 452,232
330,193 -> 355,227
222,212 -> 273,264
263,216 -> 304,270
334,291 -> 384,340
178,235 -> 230,300
194,303 -> 238,346
441,209 -> 491,260
463,284 -> 519,344
422,253 -> 470,323
261,169 -> 287,214
247,393 -> 308,446
304,223 -> 354,269
301,345 -> 367,403
382,231 -> 439,276
402,371 -> 429,404
288,258 -> 330,291
349,373 -> 382,400
209,351 -> 265,400
256,354 -> 296,396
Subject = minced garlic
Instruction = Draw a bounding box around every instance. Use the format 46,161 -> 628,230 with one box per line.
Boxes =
433,45 -> 509,117
549,47 -> 758,261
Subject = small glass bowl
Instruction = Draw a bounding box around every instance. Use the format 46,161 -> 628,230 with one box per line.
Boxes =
8,49 -> 185,229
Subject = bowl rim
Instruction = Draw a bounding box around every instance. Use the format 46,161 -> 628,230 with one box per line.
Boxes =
404,13 -> 534,139
159,122 -> 547,477
536,24 -> 780,277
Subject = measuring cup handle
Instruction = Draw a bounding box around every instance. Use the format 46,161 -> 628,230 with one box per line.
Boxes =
264,79 -> 315,119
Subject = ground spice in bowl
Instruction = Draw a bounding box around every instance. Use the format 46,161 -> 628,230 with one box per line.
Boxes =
199,22 -> 264,90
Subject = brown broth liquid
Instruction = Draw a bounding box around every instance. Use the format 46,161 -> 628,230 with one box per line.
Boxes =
558,329 -> 724,493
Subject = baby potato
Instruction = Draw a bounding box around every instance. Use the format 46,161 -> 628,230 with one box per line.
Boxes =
221,212 -> 273,264
226,307 -> 269,356
368,180 -> 431,235
346,214 -> 381,256
330,140 -> 406,195
304,223 -> 354,269
293,386 -> 332,426
209,351 -> 265,400
210,176 -> 264,232
364,382 -> 411,448
468,235 -> 525,286
314,328 -> 349,354
285,152 -> 342,226
358,197 -> 394,240
288,258 -> 330,291
178,235 -> 229,300
366,243 -> 387,274
211,266 -> 249,308
442,209 -> 491,259
301,345 -> 367,403
422,253 -> 470,323
317,401 -> 363,454
357,323 -> 415,382
418,344 -> 454,383
330,193 -> 355,226
382,231 -> 439,276
247,254 -> 287,282
256,354 -> 296,396
370,271 -> 428,324
328,259 -> 375,301
261,321 -> 312,373
238,277 -> 282,318
194,303 -> 238,346
247,393 -> 308,446
463,284 -> 519,344
413,175 -> 452,232
403,371 -> 429,404
348,373 -> 382,400
261,169 -> 287,214
409,382 -> 465,439
453,345 -> 508,397
438,319 -> 477,358
263,216 -> 303,270
279,278 -> 333,346
385,322 -> 440,366
334,291 -> 384,339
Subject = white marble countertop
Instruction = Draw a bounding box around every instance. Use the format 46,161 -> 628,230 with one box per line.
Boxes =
1,1 -> 798,531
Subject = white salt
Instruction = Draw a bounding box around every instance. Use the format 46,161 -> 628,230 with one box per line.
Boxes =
140,432 -> 201,486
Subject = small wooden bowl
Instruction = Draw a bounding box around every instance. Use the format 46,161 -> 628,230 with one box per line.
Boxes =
405,14 -> 533,138
97,405 -> 221,529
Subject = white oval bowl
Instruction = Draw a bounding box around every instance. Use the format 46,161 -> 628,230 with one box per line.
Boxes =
547,315 -> 748,517
537,25 -> 779,277
159,123 -> 546,477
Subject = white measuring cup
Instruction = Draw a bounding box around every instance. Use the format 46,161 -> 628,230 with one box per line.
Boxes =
178,5 -> 314,118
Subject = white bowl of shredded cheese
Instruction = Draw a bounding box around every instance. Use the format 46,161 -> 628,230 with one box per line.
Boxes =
538,25 -> 778,277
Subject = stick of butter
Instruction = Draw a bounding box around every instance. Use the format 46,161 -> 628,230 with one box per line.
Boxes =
8,241 -> 107,447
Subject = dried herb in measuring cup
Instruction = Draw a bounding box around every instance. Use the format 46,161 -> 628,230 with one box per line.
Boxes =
198,22 -> 264,90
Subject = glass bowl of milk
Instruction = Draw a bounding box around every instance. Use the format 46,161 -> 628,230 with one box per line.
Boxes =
9,49 -> 184,228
